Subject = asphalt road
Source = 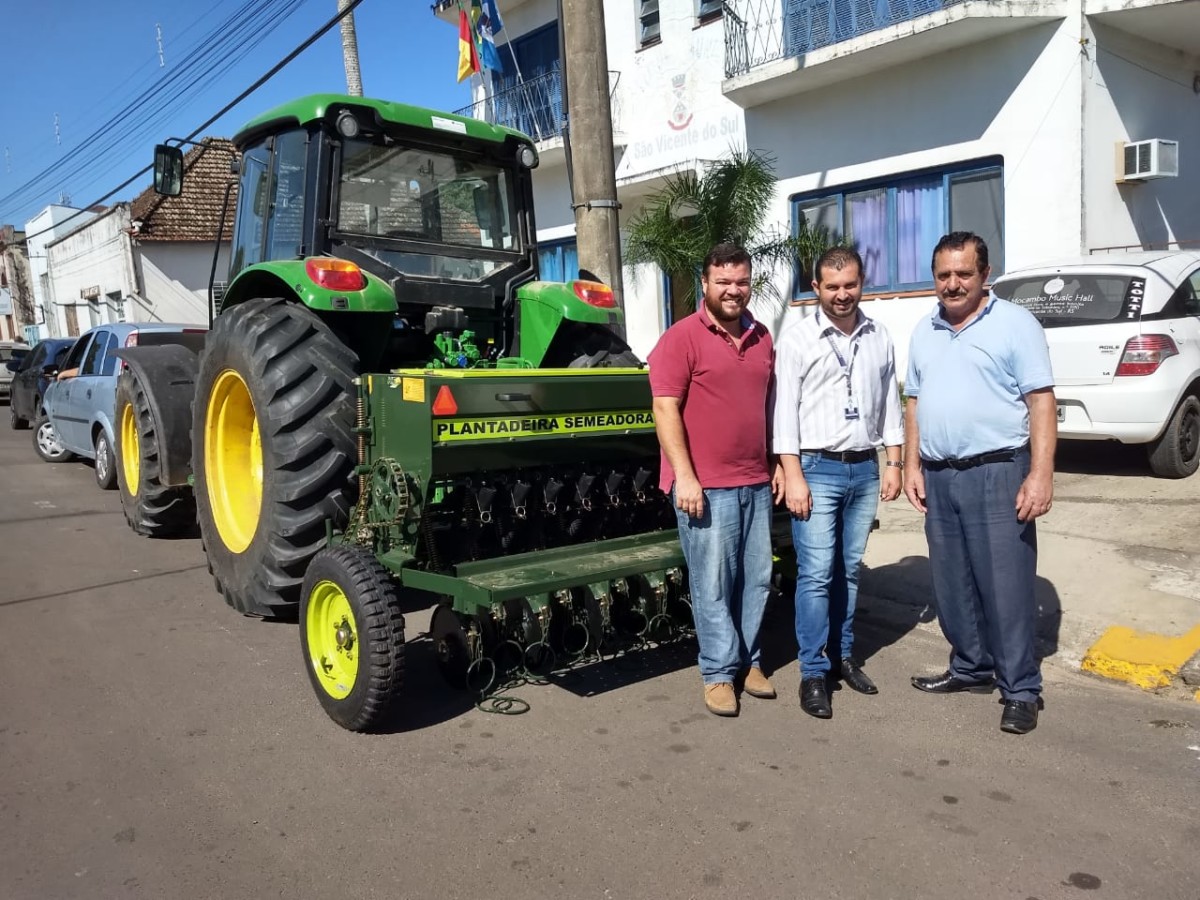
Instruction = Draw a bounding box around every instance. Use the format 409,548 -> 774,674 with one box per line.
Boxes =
1,423 -> 1198,900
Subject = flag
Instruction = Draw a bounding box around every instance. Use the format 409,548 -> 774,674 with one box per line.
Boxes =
471,0 -> 505,72
456,6 -> 480,82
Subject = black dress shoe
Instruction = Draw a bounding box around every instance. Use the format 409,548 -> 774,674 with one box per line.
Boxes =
911,670 -> 996,694
1000,699 -> 1039,734
839,658 -> 878,695
799,676 -> 832,719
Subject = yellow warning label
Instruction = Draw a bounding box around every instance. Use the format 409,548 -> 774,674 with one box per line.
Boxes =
433,409 -> 655,443
402,378 -> 425,403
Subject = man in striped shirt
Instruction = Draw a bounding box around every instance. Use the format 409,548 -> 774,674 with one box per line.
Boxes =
773,247 -> 904,719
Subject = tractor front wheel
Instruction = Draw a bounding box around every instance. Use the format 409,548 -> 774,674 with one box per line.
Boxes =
300,546 -> 406,731
192,298 -> 358,618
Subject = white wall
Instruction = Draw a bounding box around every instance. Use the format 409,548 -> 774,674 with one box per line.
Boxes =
45,206 -> 133,337
24,204 -> 97,338
137,242 -> 230,324
1083,21 -> 1200,252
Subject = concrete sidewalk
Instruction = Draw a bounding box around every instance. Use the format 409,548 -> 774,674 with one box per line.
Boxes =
855,446 -> 1200,702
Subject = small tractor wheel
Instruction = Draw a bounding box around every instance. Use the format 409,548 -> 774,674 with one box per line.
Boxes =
192,298 -> 357,618
300,546 -> 405,732
114,370 -> 196,536
430,603 -> 471,689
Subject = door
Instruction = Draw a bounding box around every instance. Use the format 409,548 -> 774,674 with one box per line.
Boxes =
49,332 -> 96,452
70,329 -> 116,457
12,342 -> 48,420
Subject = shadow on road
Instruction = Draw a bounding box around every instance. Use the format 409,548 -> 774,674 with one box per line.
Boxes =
856,554 -> 1064,664
1055,440 -> 1149,477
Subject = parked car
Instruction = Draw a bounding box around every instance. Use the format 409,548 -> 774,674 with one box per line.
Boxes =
8,338 -> 74,430
991,251 -> 1200,478
0,339 -> 31,403
37,323 -> 207,488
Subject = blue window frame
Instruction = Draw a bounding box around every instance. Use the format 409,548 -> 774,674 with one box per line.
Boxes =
791,158 -> 1004,298
538,238 -> 579,282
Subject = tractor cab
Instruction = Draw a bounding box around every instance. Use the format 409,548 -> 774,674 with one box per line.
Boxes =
156,94 -> 628,370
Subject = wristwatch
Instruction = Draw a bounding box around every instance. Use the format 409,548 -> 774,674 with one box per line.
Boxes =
885,461 -> 904,469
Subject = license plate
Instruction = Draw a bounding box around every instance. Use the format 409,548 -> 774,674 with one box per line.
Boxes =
1056,405 -> 1066,423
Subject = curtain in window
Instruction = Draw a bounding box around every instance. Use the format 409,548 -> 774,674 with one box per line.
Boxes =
896,177 -> 943,285
846,189 -> 888,289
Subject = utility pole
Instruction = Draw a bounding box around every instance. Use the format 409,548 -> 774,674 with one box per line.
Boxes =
338,0 -> 363,96
560,0 -> 624,317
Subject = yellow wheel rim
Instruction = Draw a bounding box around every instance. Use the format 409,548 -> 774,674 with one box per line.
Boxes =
120,402 -> 140,493
306,580 -> 359,699
204,369 -> 263,554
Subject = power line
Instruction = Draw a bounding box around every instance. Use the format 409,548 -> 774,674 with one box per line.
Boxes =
0,0 -> 308,217
20,0 -> 369,246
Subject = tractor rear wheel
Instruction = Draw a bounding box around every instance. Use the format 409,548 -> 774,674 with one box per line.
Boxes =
300,545 -> 405,731
193,297 -> 358,618
114,369 -> 196,536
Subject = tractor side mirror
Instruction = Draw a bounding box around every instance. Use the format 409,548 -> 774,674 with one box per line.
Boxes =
153,144 -> 184,196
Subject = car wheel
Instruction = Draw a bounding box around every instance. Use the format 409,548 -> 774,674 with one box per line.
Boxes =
32,414 -> 74,463
94,430 -> 117,490
1148,394 -> 1200,478
9,402 -> 28,430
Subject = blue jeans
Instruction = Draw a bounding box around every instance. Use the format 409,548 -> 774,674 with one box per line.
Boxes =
923,450 -> 1041,702
674,484 -> 773,685
790,453 -> 879,677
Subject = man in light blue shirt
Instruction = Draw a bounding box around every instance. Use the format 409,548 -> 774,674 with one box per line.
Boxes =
903,232 -> 1056,735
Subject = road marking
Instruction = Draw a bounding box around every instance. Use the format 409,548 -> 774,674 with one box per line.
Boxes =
1082,624 -> 1200,689
34,500 -> 55,509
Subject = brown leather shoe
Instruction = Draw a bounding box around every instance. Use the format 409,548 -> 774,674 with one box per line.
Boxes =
704,682 -> 739,717
742,667 -> 777,699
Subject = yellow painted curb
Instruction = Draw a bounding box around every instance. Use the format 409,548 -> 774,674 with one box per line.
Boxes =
1081,624 -> 1200,689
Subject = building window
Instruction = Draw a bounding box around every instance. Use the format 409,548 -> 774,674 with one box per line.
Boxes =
638,0 -> 661,48
791,159 -> 1003,298
538,239 -> 579,282
106,290 -> 126,323
697,0 -> 723,25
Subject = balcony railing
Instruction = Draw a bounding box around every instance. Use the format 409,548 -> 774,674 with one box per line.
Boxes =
724,0 -> 968,77
455,68 -> 566,144
454,67 -> 621,145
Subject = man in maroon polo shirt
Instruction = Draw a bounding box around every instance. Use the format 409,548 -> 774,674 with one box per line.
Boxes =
648,243 -> 781,718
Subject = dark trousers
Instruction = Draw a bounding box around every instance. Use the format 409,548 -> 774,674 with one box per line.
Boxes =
923,450 -> 1041,702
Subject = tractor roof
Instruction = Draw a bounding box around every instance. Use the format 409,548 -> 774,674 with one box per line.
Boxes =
232,93 -> 530,150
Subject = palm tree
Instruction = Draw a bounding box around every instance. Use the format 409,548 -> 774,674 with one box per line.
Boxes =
624,148 -> 837,315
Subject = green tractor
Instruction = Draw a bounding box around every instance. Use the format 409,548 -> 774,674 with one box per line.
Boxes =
115,94 -> 706,729
116,94 -> 638,616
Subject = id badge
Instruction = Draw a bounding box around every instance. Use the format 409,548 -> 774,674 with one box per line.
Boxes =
844,403 -> 860,421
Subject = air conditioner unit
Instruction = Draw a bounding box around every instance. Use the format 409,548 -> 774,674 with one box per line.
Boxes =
1116,139 -> 1179,183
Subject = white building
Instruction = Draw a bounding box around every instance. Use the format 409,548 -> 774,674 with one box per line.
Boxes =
43,140 -> 236,336
23,204 -> 98,339
441,0 -> 1200,368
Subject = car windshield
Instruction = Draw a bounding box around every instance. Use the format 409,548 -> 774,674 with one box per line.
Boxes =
994,273 -> 1142,326
336,139 -> 517,281
0,347 -> 24,362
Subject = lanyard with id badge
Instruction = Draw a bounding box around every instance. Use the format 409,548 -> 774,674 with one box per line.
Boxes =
822,316 -> 860,421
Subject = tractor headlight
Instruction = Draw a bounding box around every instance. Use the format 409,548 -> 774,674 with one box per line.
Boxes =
518,145 -> 537,169
335,110 -> 360,139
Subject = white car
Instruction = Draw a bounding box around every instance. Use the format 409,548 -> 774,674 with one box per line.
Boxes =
991,251 -> 1200,478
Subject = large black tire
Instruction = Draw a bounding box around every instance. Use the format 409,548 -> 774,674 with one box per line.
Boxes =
114,370 -> 196,536
32,414 -> 73,463
193,298 -> 358,618
1148,394 -> 1200,479
300,545 -> 405,732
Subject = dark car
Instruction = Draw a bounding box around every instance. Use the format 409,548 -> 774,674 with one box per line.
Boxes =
7,338 -> 72,430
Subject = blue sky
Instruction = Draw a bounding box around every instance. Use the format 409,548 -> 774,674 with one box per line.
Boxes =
0,0 -> 472,228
